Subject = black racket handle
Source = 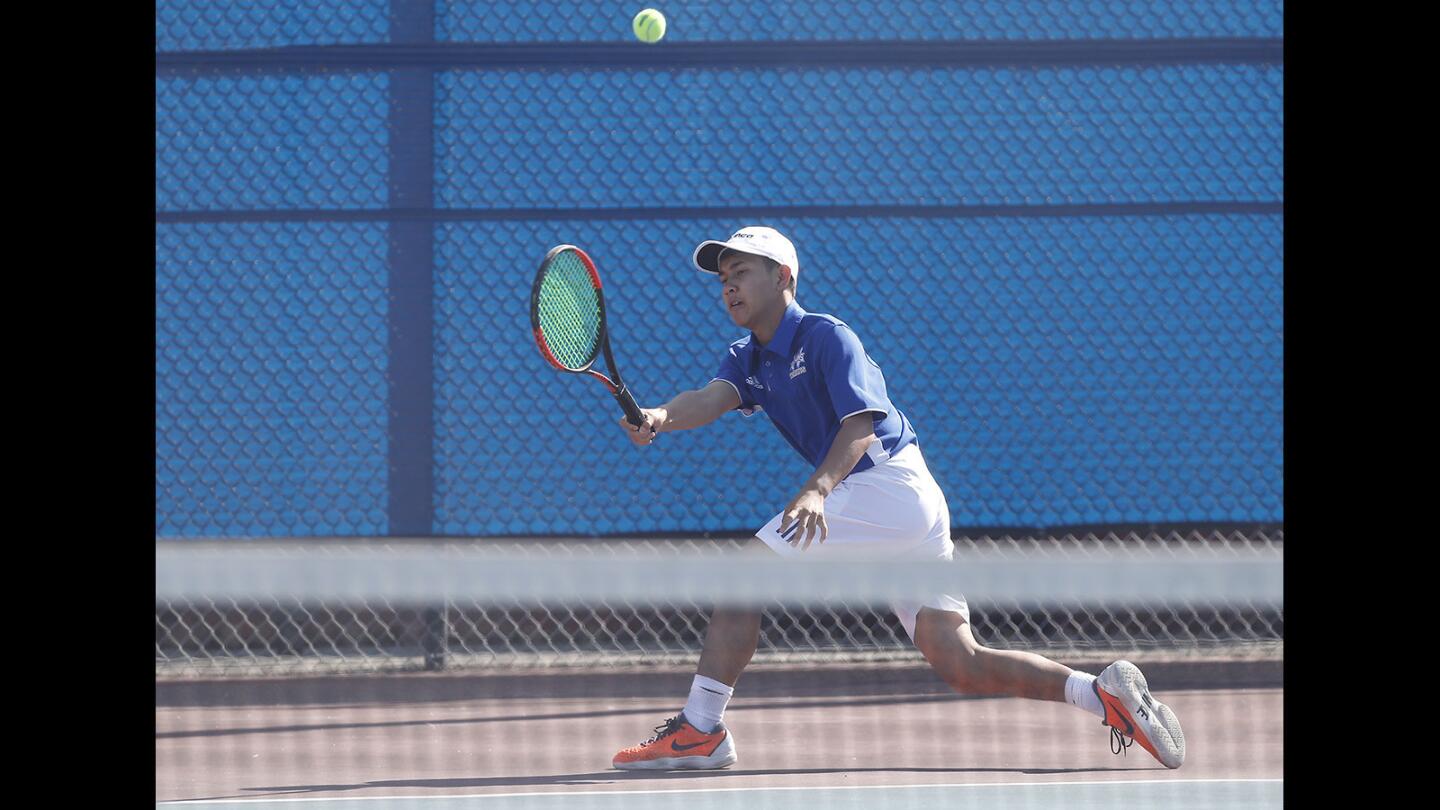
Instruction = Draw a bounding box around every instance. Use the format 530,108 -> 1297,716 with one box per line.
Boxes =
613,384 -> 648,430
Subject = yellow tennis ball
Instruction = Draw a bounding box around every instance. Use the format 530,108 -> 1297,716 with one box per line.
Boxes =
632,8 -> 666,44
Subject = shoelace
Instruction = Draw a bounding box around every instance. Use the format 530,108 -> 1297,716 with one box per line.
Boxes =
1108,724 -> 1133,756
642,715 -> 685,745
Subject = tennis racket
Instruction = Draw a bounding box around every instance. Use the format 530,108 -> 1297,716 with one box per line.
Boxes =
529,244 -> 647,428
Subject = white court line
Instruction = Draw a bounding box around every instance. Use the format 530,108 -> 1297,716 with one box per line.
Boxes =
160,778 -> 1284,804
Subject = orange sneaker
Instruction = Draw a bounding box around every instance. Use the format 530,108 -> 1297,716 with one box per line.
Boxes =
612,713 -> 737,770
1095,660 -> 1186,769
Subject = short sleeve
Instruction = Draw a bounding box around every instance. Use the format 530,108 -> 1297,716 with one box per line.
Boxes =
712,345 -> 757,413
815,324 -> 891,422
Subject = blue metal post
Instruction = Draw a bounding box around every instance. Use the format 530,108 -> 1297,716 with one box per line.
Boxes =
387,1 -> 446,669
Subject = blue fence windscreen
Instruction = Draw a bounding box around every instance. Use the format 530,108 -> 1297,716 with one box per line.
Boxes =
156,2 -> 1283,536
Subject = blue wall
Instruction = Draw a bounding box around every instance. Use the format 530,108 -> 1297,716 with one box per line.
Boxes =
434,66 -> 1281,209
155,223 -> 391,536
156,1 -> 390,50
156,2 -> 1283,536
435,2 -> 1282,43
156,74 -> 390,210
155,1 -> 1283,48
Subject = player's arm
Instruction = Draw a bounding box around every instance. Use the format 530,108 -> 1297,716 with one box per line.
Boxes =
780,413 -> 877,549
618,380 -> 741,446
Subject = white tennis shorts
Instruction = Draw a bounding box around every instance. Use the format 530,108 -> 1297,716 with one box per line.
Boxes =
754,443 -> 970,641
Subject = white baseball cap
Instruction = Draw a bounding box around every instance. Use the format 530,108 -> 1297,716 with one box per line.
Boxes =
692,226 -> 800,283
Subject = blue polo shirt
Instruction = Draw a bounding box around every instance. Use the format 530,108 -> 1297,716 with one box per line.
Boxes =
712,301 -> 917,477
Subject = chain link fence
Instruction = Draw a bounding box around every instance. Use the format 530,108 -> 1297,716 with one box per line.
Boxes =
156,526 -> 1281,678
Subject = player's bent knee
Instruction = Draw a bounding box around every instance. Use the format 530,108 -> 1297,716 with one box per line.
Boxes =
914,607 -> 977,650
914,608 -> 995,693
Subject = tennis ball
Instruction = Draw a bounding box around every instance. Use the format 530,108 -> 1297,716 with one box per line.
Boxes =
632,8 -> 666,44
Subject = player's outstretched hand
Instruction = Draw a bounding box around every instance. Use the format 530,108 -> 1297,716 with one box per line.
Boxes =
780,487 -> 828,551
619,408 -> 663,446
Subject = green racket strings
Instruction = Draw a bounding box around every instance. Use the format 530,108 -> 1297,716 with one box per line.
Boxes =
536,251 -> 603,370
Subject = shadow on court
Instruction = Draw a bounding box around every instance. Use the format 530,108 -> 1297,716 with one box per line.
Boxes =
157,693 -> 986,740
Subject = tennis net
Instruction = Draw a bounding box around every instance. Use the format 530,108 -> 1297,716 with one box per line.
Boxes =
156,530 -> 1282,808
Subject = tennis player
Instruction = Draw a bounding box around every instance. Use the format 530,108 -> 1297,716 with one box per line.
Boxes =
611,226 -> 1185,771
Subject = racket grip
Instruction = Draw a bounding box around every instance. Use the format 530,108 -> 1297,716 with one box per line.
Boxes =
613,384 -> 646,429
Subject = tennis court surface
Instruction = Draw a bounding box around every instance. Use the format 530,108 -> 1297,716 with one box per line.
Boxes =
157,538 -> 1282,809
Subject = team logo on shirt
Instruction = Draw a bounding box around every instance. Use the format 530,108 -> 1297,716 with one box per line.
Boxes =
745,375 -> 765,390
789,347 -> 807,379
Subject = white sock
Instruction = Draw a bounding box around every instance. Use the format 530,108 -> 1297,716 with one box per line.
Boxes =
1065,671 -> 1106,719
682,674 -> 734,733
